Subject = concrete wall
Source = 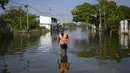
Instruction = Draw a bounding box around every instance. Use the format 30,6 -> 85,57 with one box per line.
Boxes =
120,20 -> 129,33
51,23 -> 58,30
39,16 -> 58,30
39,16 -> 51,24
0,18 -> 7,38
7,22 -> 13,33
40,23 -> 51,30
0,18 -> 13,38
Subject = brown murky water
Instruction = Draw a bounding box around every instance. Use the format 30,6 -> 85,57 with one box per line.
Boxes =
0,28 -> 130,73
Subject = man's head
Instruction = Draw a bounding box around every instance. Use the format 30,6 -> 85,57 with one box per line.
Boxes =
61,70 -> 65,73
60,29 -> 64,33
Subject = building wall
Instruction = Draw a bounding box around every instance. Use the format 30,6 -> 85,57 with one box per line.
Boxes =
51,23 -> 58,30
40,24 -> 51,30
120,20 -> 129,33
39,16 -> 51,24
39,16 -> 58,30
120,21 -> 124,33
125,20 -> 129,33
0,18 -> 13,38
7,22 -> 13,33
0,18 -> 8,38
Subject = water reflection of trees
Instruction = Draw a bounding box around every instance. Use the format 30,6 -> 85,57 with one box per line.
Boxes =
0,37 -> 13,56
74,31 -> 130,63
0,33 -> 41,73
64,27 -> 76,32
13,34 -> 40,54
0,33 -> 40,57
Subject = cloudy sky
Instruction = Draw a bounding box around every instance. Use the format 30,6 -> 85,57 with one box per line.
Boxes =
1,0 -> 130,21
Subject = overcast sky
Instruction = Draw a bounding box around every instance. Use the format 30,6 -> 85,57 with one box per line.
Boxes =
1,0 -> 130,21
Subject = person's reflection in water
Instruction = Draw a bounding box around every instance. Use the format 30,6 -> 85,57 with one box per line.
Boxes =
58,53 -> 70,73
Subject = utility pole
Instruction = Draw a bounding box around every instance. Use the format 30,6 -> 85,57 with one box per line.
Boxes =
19,6 -> 22,30
25,5 -> 29,32
99,8 -> 102,30
104,2 -> 106,31
49,7 -> 51,12
49,7 -> 52,16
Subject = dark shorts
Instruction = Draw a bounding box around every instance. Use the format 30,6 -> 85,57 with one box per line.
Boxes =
60,44 -> 67,49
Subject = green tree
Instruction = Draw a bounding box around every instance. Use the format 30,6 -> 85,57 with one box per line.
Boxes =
71,0 -> 125,31
28,14 -> 39,29
0,6 -> 39,30
1,7 -> 26,30
103,1 -> 124,30
0,0 -> 9,9
119,5 -> 130,19
63,22 -> 77,28
96,0 -> 124,30
71,2 -> 95,23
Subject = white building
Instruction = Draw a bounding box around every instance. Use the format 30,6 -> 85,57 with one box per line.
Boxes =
119,19 -> 130,49
39,16 -> 58,30
120,20 -> 129,34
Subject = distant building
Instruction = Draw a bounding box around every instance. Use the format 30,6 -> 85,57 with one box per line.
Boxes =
120,19 -> 130,34
39,16 -> 58,30
119,19 -> 130,49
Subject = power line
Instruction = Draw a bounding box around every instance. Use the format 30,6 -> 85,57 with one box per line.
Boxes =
9,0 -> 70,20
28,5 -> 51,15
9,0 -> 52,15
10,0 -> 25,6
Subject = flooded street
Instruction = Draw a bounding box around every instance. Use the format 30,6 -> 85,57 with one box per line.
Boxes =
0,28 -> 130,73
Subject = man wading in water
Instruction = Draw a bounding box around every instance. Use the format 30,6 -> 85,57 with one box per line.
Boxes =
58,30 -> 69,54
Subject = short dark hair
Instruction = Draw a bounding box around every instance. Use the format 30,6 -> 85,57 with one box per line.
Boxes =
60,29 -> 64,32
61,70 -> 65,73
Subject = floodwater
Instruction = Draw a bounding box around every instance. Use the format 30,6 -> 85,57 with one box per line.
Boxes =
0,28 -> 130,73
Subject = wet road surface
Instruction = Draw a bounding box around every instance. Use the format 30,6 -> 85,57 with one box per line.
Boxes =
0,28 -> 130,73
